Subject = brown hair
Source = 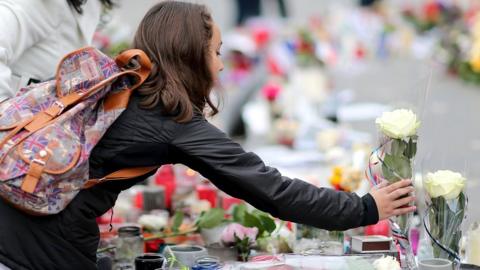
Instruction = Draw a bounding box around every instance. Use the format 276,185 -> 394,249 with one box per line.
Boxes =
132,1 -> 218,122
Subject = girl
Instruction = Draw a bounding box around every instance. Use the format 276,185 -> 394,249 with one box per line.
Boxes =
0,1 -> 415,269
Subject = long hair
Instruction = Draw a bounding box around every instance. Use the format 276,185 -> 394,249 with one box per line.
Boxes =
67,0 -> 114,14
132,1 -> 218,123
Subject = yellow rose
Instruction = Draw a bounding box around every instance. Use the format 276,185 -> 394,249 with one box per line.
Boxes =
375,109 -> 420,139
424,170 -> 466,200
470,57 -> 480,73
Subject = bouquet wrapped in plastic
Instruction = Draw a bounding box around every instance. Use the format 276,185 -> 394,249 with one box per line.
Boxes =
367,109 -> 420,269
423,170 -> 467,264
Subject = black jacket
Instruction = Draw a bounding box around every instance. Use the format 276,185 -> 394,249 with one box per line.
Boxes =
0,92 -> 378,269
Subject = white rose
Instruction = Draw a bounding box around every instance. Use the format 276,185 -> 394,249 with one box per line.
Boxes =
424,170 -> 466,200
373,256 -> 401,270
138,214 -> 168,231
375,109 -> 420,139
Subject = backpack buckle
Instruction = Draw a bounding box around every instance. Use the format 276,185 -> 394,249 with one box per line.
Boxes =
22,150 -> 49,194
31,158 -> 46,166
31,150 -> 48,166
53,101 -> 65,116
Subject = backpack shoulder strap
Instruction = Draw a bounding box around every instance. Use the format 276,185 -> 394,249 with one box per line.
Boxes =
82,50 -> 157,189
82,166 -> 159,189
103,49 -> 153,111
115,49 -> 152,89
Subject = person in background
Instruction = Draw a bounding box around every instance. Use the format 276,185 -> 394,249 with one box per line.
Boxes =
0,0 -> 113,102
236,0 -> 288,25
359,0 -> 382,7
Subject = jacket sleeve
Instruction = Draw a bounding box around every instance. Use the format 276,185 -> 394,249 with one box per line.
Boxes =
0,0 -> 59,101
170,116 -> 379,230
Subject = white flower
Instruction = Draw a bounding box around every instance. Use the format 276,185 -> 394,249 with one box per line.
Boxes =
424,170 -> 466,200
375,109 -> 420,139
373,256 -> 401,270
138,214 -> 168,231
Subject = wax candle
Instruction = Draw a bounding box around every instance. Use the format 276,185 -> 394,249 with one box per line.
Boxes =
196,183 -> 218,208
467,222 -> 480,266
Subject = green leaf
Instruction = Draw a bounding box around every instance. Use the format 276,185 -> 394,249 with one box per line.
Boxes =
382,162 -> 399,182
196,208 -> 225,229
382,154 -> 412,182
172,211 -> 184,233
258,214 -> 276,235
391,139 -> 407,156
243,211 -> 264,237
232,204 -> 247,224
404,138 -> 417,159
243,211 -> 262,228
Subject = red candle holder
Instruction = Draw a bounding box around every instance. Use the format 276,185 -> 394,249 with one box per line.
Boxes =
196,183 -> 218,208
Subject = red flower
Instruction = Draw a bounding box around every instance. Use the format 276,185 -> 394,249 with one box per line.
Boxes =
261,82 -> 282,102
424,1 -> 441,22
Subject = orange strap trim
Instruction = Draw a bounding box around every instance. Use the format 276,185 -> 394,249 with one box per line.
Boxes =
52,47 -> 150,96
103,49 -> 152,112
103,89 -> 132,112
23,70 -> 133,134
82,166 -> 158,189
0,117 -> 34,149
20,150 -> 51,193
115,49 -> 152,89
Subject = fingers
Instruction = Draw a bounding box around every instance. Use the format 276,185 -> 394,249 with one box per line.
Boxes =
385,179 -> 412,193
389,186 -> 415,199
392,195 -> 416,209
375,180 -> 389,189
392,206 -> 416,216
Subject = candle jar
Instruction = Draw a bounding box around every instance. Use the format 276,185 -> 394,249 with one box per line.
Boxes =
134,253 -> 165,270
192,256 -> 222,270
466,222 -> 480,267
115,226 -> 144,266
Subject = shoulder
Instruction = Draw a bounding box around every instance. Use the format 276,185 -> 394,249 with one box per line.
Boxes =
0,0 -> 66,26
170,113 -> 233,147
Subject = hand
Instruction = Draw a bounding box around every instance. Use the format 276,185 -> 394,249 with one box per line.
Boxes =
369,179 -> 416,221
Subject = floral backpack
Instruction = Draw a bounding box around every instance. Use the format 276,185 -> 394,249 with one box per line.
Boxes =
0,47 -> 157,215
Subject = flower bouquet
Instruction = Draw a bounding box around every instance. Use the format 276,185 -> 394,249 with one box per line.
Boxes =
423,170 -> 467,263
221,223 -> 258,262
458,13 -> 480,85
402,1 -> 461,34
367,109 -> 420,269
195,204 -> 279,261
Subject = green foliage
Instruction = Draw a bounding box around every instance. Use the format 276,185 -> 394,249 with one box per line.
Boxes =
381,138 -> 416,182
195,208 -> 226,229
234,234 -> 252,262
391,139 -> 407,156
429,193 -> 465,260
382,153 -> 412,181
232,203 -> 247,224
458,62 -> 480,85
172,211 -> 184,233
166,246 -> 189,270
106,41 -> 131,57
232,205 -> 276,238
195,204 -> 277,238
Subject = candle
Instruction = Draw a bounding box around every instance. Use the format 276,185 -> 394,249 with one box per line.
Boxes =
467,222 -> 480,266
196,183 -> 218,208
